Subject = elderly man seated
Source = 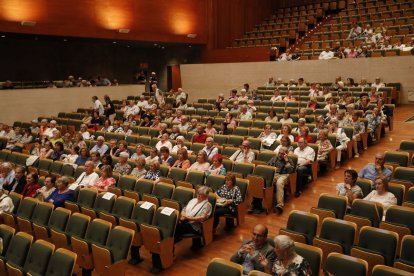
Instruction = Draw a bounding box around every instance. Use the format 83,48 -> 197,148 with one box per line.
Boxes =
230,224 -> 276,275
358,152 -> 392,188
293,138 -> 315,197
0,162 -> 15,190
230,140 -> 255,164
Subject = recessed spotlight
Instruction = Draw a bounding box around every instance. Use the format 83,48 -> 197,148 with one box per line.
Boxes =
188,45 -> 192,48
154,43 -> 158,46
63,39 -> 68,42
127,45 -> 130,48
1,35 -> 5,38
113,41 -> 117,44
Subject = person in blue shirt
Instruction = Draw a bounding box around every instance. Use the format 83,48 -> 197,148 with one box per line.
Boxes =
358,152 -> 392,188
46,176 -> 74,208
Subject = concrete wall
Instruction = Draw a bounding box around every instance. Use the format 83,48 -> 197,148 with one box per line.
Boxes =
0,85 -> 144,125
181,56 -> 414,104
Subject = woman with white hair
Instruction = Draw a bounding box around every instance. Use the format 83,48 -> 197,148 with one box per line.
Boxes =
171,136 -> 187,154
113,152 -> 132,175
259,235 -> 311,276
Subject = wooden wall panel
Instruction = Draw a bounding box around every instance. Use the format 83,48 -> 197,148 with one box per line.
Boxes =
0,0 -> 209,44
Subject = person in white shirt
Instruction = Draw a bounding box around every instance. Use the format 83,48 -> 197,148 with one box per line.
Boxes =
155,134 -> 173,152
0,187 -> 14,215
278,49 -> 292,61
79,124 -> 91,140
238,89 -> 249,101
239,105 -> 252,120
264,77 -> 274,88
293,138 -> 315,197
178,116 -> 190,132
276,124 -> 294,142
371,77 -> 385,91
136,95 -> 148,109
43,120 -> 58,138
328,119 -> 350,168
279,110 -> 294,124
0,163 -> 15,189
287,79 -> 296,88
172,110 -> 183,124
319,47 -> 334,60
175,88 -> 187,106
202,137 -> 219,159
258,124 -> 277,150
297,78 -> 307,88
283,90 -> 296,103
270,89 -> 282,103
124,100 -> 140,119
92,96 -> 104,116
75,161 -> 99,187
275,78 -> 285,88
90,136 -> 109,156
230,140 -> 255,163
347,22 -> 362,39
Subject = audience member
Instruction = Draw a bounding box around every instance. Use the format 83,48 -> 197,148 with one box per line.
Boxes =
358,152 -> 392,187
36,175 -> 56,201
45,176 -> 74,208
202,137 -> 219,158
114,152 -> 132,175
171,148 -> 191,170
214,173 -> 242,229
230,140 -> 255,163
364,177 -> 397,216
94,165 -> 116,192
21,173 -> 41,198
0,187 -> 14,215
188,151 -> 210,172
336,169 -> 363,208
293,138 -> 315,197
75,161 -> 99,187
206,154 -> 226,176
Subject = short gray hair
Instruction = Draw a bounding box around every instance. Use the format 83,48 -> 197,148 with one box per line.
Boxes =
197,186 -> 210,196
274,235 -> 295,254
59,176 -> 71,186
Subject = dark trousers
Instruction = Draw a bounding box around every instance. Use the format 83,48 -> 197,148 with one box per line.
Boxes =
130,245 -> 141,261
296,165 -> 311,192
175,220 -> 202,247
214,206 -> 234,228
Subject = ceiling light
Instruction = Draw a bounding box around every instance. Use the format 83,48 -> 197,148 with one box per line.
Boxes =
21,21 -> 36,27
187,34 -> 197,38
118,29 -> 130,33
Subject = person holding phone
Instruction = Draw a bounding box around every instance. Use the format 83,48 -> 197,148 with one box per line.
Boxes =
230,224 -> 276,275
229,140 -> 255,164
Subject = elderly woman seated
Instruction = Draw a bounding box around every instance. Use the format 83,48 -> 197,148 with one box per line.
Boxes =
113,152 -> 132,175
174,186 -> 212,247
260,235 -> 312,275
364,177 -> 397,217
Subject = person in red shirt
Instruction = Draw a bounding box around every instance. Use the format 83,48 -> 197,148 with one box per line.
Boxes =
21,173 -> 41,198
192,125 -> 208,144
294,126 -> 313,143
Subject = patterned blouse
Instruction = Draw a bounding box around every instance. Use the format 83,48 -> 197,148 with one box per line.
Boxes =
130,168 -> 147,179
144,170 -> 161,181
317,139 -> 334,160
350,120 -> 365,135
94,177 -> 116,192
113,162 -> 132,175
216,185 -> 243,213
271,254 -> 312,276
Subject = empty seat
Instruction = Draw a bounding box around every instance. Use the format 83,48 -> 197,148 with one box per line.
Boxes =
43,248 -> 77,276
65,187 -> 98,213
99,196 -> 136,225
0,232 -> 33,275
206,257 -> 242,276
372,264 -> 413,276
161,186 -> 195,211
279,210 -> 318,244
51,212 -> 90,249
325,253 -> 368,276
294,242 -> 322,276
81,192 -> 117,220
18,202 -> 54,234
313,218 -> 357,268
33,207 -> 71,241
247,165 -> 275,213
385,151 -> 410,168
310,194 -> 347,225
142,183 -> 175,209
351,226 -> 398,273
394,235 -> 414,273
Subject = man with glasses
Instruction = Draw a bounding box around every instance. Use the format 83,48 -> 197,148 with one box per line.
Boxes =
202,137 -> 218,158
230,140 -> 255,163
230,224 -> 276,275
358,152 -> 392,188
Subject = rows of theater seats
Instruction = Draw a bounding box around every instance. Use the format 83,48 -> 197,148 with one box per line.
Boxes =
0,223 -> 77,276
229,0 -> 346,49
302,0 -> 414,59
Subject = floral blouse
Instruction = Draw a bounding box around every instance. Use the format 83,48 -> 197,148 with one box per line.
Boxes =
271,254 -> 311,276
216,185 -> 243,213
144,170 -> 161,181
130,168 -> 147,179
114,162 -> 132,175
317,139 -> 333,158
94,177 -> 116,192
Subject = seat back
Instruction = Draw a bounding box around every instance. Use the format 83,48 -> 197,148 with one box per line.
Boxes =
134,179 -> 155,195
233,163 -> 255,178
16,197 -> 38,219
384,206 -> 414,233
169,167 -> 188,182
44,248 -> 77,276
93,193 -> 117,213
319,218 -> 356,254
393,167 -> 414,184
385,151 -> 409,167
153,207 -> 179,240
356,178 -> 373,197
0,224 -> 15,256
84,219 -> 112,246
205,174 -> 226,192
388,183 -> 405,205
372,265 -> 413,276
325,253 -> 368,276
112,196 -> 136,219
358,226 -> 398,266
235,178 -> 249,202
5,232 -> 33,267
8,192 -> 23,214
317,193 -> 347,219
77,188 -> 98,208
105,226 -> 134,262
399,235 -> 414,264
294,242 -> 322,276
31,202 -> 54,226
286,211 -> 318,244
23,240 -> 55,275
152,183 -> 175,200
117,175 -> 137,191
60,164 -> 75,177
253,165 -> 275,188
48,207 -> 71,231
171,187 -> 195,208
185,171 -> 205,187
350,199 -> 383,228
206,257 -> 242,276
131,201 -> 156,225
65,213 -> 90,238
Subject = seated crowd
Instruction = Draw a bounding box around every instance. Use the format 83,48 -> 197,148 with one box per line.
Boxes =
0,75 -> 398,275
